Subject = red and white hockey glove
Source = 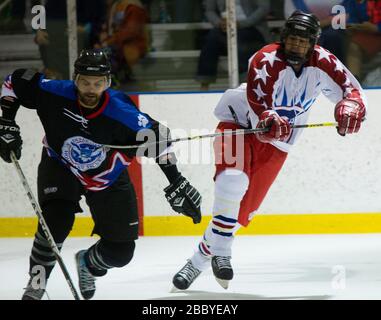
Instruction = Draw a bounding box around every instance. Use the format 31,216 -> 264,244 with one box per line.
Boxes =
256,110 -> 291,143
334,99 -> 366,136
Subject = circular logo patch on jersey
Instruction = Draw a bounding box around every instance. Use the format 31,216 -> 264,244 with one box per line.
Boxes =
62,136 -> 107,171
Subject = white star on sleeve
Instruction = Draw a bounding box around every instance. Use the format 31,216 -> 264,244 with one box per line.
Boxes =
254,64 -> 270,85
261,51 -> 282,67
316,46 -> 332,63
253,83 -> 267,100
334,59 -> 345,73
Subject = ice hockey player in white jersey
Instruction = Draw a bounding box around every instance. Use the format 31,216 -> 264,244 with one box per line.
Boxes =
172,10 -> 367,290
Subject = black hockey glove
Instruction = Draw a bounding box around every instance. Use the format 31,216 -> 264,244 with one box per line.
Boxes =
0,117 -> 22,163
164,176 -> 202,224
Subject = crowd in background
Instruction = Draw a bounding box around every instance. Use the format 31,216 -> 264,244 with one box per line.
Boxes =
0,0 -> 380,89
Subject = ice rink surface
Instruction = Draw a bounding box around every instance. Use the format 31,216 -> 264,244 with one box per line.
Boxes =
1,234 -> 381,300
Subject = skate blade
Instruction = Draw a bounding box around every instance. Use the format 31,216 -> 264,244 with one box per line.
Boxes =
170,286 -> 182,293
215,277 -> 230,290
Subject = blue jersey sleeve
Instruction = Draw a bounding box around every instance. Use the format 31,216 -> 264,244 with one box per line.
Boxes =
103,90 -> 153,132
38,78 -> 77,101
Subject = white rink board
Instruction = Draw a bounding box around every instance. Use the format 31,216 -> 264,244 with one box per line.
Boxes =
0,89 -> 380,217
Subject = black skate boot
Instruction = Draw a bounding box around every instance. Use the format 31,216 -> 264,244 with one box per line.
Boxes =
172,260 -> 202,290
75,250 -> 96,300
22,276 -> 46,300
211,256 -> 233,289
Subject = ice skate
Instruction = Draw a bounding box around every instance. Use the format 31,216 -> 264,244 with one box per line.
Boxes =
21,276 -> 46,300
172,260 -> 202,291
75,250 -> 96,300
211,256 -> 233,289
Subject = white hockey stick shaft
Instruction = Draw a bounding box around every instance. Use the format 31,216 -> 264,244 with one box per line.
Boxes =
103,122 -> 338,149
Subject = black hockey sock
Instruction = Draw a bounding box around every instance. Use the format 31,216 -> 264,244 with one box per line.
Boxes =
85,239 -> 136,276
29,230 -> 63,280
28,200 -> 76,280
84,241 -> 109,277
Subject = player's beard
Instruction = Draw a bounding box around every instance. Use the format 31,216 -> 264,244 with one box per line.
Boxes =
78,92 -> 101,108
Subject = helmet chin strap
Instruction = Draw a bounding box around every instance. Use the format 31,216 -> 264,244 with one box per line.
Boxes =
285,53 -> 306,66
74,73 -> 80,85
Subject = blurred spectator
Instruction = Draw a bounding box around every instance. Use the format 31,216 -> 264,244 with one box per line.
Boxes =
171,1 -> 205,51
98,0 -> 149,86
196,0 -> 271,91
34,0 -> 106,79
77,0 -> 107,48
268,0 -> 285,20
173,0 -> 204,23
284,0 -> 347,63
344,0 -> 381,82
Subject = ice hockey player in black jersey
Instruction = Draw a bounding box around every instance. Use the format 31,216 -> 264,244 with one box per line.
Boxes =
0,49 -> 202,300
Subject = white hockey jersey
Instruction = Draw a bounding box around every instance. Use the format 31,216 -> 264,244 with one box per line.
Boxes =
214,43 -> 367,152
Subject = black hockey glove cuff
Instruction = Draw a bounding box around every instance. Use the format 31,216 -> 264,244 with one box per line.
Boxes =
0,117 -> 22,163
1,96 -> 20,121
157,152 -> 181,184
164,176 -> 202,224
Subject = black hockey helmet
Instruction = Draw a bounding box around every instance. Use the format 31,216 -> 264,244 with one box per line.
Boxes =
281,10 -> 321,65
74,49 -> 111,78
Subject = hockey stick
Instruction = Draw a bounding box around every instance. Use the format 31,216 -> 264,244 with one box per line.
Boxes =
10,152 -> 81,300
103,121 -> 338,149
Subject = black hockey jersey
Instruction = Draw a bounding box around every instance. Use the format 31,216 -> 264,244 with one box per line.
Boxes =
1,69 -> 171,191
